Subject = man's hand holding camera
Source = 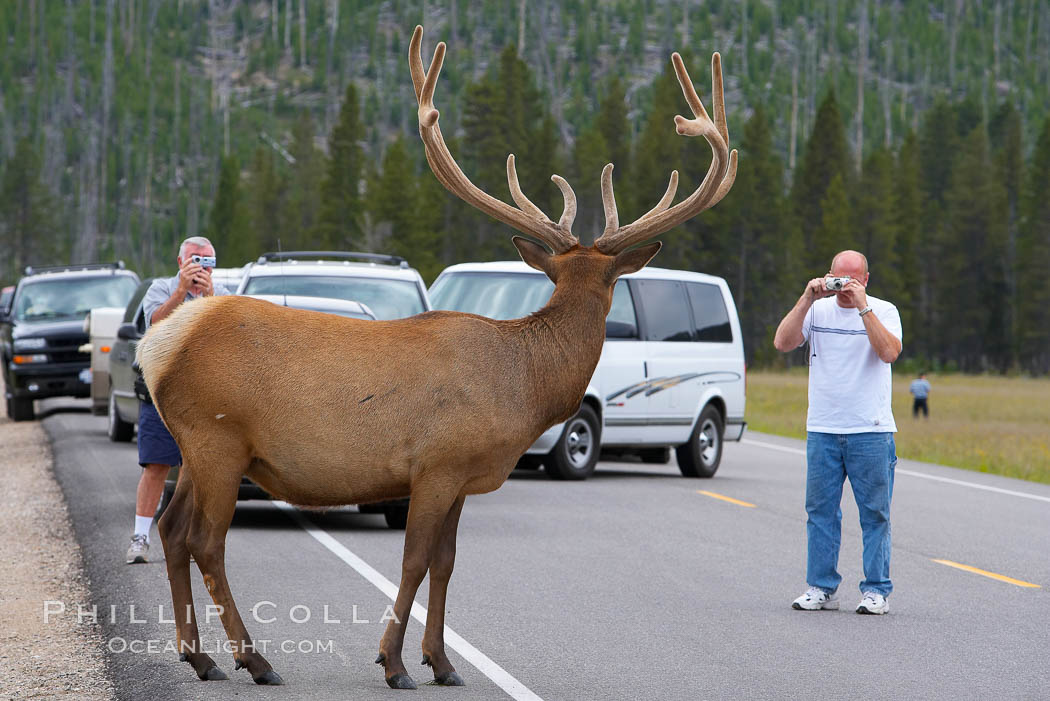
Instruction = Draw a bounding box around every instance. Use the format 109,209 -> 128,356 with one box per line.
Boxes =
837,278 -> 867,311
177,255 -> 215,297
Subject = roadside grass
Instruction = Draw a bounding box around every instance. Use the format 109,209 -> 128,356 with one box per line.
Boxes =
746,371 -> 1050,485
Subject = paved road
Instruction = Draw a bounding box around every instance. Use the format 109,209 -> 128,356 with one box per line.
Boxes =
39,399 -> 1049,700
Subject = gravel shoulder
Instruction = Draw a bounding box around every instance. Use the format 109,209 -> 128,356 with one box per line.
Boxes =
0,414 -> 114,700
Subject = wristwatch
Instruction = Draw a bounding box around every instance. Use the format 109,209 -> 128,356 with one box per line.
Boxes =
858,306 -> 872,317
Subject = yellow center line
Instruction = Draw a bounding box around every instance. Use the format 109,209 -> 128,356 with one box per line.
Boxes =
697,490 -> 756,508
932,559 -> 1041,588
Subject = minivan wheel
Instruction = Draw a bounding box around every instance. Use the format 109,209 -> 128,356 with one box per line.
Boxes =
107,391 -> 134,442
545,404 -> 600,480
676,404 -> 724,478
8,396 -> 34,421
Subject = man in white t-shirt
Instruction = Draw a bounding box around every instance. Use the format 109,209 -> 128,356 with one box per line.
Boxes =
774,250 -> 902,615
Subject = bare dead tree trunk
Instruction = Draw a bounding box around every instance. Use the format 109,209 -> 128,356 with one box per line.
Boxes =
101,0 -> 115,248
450,0 -> 458,44
882,37 -> 893,147
298,0 -> 307,67
143,0 -> 159,273
285,0 -> 292,56
856,0 -> 867,172
994,0 -> 1002,83
741,0 -> 749,78
272,0 -> 279,44
173,59 -> 180,188
948,0 -> 963,91
789,53 -> 799,172
187,80 -> 200,238
518,0 -> 526,56
1023,0 -> 1035,70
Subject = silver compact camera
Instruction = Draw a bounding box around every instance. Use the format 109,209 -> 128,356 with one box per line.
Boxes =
190,254 -> 217,268
824,276 -> 852,291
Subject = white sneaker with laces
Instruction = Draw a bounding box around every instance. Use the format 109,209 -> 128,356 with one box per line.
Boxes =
126,534 -> 149,564
856,591 -> 888,615
792,586 -> 839,610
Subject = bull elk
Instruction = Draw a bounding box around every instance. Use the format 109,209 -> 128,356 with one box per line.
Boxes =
140,25 -> 736,690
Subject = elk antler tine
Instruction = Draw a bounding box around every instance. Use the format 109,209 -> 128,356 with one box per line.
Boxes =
711,52 -> 728,146
506,155 -> 551,222
709,149 -> 738,208
672,53 -> 710,122
417,42 -> 446,128
601,164 -> 619,236
551,175 -> 577,232
641,171 -> 679,220
409,26 -> 426,101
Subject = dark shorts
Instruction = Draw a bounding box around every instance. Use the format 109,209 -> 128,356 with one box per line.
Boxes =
138,402 -> 182,467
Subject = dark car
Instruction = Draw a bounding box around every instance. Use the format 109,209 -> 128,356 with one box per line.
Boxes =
1,263 -> 139,421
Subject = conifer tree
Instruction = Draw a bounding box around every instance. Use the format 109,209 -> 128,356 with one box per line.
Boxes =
370,137 -> 418,257
282,113 -> 325,249
812,173 -> 852,271
791,90 -> 852,272
1017,118 -> 1050,373
318,83 -> 365,249
245,146 -> 287,255
0,138 -> 60,279
893,131 -> 923,357
208,155 -> 253,265
854,147 -> 899,300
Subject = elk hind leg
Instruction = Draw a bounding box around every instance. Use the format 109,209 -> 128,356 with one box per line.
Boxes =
377,487 -> 463,690
185,456 -> 283,685
421,495 -> 466,685
158,470 -> 226,680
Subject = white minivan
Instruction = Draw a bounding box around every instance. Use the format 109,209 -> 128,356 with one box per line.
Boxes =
428,262 -> 746,480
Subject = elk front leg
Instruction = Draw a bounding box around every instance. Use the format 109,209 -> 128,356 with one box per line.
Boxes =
421,495 -> 466,685
157,474 -> 226,681
377,488 -> 463,690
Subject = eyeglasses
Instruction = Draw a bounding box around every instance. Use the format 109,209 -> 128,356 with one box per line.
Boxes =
190,255 -> 217,269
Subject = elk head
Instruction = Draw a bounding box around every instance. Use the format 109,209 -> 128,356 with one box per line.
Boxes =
409,25 -> 737,308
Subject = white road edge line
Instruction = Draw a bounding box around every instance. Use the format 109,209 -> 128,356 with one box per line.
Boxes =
742,439 -> 1050,505
273,501 -> 543,701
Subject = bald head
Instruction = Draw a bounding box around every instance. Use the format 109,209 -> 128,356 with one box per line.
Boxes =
830,250 -> 868,278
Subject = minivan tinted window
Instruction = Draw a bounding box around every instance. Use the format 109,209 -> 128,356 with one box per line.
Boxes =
686,282 -> 733,342
429,272 -> 554,320
635,280 -> 693,342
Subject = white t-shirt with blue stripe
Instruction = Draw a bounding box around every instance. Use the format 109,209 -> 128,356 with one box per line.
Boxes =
801,295 -> 902,434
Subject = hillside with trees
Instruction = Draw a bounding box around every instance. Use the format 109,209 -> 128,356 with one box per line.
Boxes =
1,0 -> 1049,372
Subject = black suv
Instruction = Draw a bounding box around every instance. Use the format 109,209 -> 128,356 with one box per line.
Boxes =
1,263 -> 139,421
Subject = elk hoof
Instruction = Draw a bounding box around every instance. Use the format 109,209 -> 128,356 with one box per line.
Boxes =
386,673 -> 418,690
435,671 -> 465,687
198,665 -> 228,681
421,654 -> 431,667
234,660 -> 245,670
375,653 -> 386,665
253,670 -> 284,685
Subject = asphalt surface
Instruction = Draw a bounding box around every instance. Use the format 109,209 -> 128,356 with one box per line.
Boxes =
37,398 -> 1050,700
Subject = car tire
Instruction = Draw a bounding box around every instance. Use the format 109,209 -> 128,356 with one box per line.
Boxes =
107,391 -> 134,442
545,404 -> 600,481
515,455 -> 544,470
384,503 -> 409,530
676,404 -> 724,478
7,396 -> 34,421
638,447 -> 671,464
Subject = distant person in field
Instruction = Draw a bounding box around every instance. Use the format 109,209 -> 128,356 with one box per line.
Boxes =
773,249 -> 902,615
909,372 -> 931,418
126,236 -> 232,564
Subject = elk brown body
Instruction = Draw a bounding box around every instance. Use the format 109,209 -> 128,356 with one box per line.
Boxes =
140,24 -> 736,690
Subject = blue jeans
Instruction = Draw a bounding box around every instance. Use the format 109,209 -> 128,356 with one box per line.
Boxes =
805,432 -> 897,596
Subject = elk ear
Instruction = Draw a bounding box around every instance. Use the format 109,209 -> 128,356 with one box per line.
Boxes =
512,236 -> 555,278
614,242 -> 662,277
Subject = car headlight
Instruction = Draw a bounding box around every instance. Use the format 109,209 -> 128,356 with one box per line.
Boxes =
14,338 -> 47,351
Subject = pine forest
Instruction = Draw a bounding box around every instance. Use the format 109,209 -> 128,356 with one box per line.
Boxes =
1,0 -> 1049,373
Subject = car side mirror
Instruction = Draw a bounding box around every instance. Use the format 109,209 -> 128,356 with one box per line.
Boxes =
0,310 -> 9,324
117,322 -> 141,341
605,321 -> 637,339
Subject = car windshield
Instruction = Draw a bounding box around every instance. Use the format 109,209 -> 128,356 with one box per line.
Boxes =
242,275 -> 424,319
13,276 -> 139,321
429,272 -> 554,320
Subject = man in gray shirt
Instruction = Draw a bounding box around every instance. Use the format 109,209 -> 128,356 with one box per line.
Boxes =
909,372 -> 932,418
126,236 -> 232,563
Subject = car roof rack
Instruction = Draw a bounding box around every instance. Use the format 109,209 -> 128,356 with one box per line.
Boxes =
24,261 -> 126,276
256,251 -> 409,268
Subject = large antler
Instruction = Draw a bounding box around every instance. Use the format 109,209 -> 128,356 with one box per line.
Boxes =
593,52 -> 738,255
409,26 -> 579,254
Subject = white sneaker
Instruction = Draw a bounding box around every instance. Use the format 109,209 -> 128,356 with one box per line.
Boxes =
792,586 -> 839,610
856,591 -> 888,615
126,534 -> 149,564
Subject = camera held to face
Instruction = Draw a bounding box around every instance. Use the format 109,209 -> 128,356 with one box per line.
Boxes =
190,254 -> 216,268
824,276 -> 852,291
